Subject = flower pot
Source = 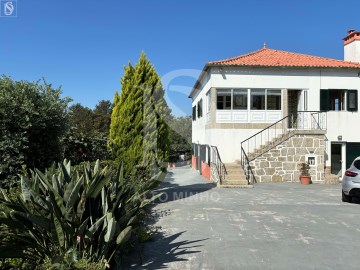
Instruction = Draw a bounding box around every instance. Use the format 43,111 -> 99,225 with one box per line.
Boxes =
300,175 -> 312,185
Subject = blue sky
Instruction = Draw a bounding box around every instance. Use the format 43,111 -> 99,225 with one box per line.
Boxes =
1,0 -> 360,116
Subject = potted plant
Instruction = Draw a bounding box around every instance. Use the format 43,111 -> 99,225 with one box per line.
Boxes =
299,162 -> 312,185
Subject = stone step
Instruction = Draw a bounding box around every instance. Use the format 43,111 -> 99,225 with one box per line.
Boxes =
225,174 -> 247,180
226,171 -> 245,177
225,163 -> 242,168
226,167 -> 245,171
221,180 -> 249,185
220,183 -> 253,188
226,167 -> 244,173
225,172 -> 247,178
223,177 -> 248,182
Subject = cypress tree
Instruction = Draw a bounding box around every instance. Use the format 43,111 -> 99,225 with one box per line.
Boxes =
110,52 -> 170,176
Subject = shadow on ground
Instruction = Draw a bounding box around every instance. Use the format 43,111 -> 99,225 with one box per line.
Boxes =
122,231 -> 207,269
349,196 -> 360,204
152,170 -> 216,203
121,169 -> 211,269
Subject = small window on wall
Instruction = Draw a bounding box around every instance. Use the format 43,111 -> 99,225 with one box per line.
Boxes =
217,89 -> 231,110
192,106 -> 196,121
233,89 -> 247,110
320,89 -> 358,112
197,99 -> 203,118
251,89 -> 265,110
347,90 -> 358,111
267,90 -> 281,110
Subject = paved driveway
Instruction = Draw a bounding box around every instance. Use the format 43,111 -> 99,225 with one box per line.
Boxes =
124,167 -> 360,270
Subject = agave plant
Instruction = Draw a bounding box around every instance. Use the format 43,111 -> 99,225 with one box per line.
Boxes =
0,160 -> 164,269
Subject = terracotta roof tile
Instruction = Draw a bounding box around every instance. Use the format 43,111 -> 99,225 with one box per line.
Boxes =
209,48 -> 360,68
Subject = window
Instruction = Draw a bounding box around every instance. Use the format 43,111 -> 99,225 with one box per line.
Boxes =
216,88 -> 281,110
197,99 -> 203,118
251,89 -> 265,110
217,89 -> 231,110
320,89 -> 358,112
347,90 -> 358,111
330,90 -> 345,111
192,106 -> 196,121
233,89 -> 247,110
267,90 -> 281,110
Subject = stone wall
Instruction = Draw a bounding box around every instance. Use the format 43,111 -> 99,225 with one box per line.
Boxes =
210,163 -> 221,184
250,134 -> 325,182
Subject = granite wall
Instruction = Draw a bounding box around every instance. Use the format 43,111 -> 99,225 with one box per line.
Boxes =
250,134 -> 326,182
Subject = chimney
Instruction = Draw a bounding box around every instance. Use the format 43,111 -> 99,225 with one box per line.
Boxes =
343,29 -> 360,63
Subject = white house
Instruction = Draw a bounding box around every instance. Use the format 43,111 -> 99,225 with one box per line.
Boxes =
189,30 -> 360,185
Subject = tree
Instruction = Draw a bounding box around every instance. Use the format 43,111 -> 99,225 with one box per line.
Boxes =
0,76 -> 70,184
68,103 -> 93,134
110,52 -> 170,176
168,116 -> 192,162
64,101 -> 113,165
93,100 -> 113,134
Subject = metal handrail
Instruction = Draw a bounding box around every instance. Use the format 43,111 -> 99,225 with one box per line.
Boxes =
241,146 -> 256,185
210,145 -> 227,184
240,114 -> 289,144
240,111 -> 327,184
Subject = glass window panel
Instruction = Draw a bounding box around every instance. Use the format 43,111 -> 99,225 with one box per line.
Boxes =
251,89 -> 265,110
267,90 -> 281,110
329,90 -> 346,111
233,89 -> 248,110
225,95 -> 231,109
197,99 -> 203,118
217,89 -> 231,110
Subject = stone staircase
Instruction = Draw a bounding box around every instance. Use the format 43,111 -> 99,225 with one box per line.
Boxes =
219,163 -> 253,188
237,111 -> 327,184
247,130 -> 296,161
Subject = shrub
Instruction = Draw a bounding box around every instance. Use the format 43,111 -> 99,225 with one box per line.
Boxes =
0,76 -> 70,186
0,160 -> 164,269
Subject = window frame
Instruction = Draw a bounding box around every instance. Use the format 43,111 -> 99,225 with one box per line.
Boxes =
197,99 -> 203,118
192,105 -> 196,121
320,89 -> 358,112
216,89 -> 232,110
232,89 -> 248,110
250,89 -> 266,110
266,89 -> 282,110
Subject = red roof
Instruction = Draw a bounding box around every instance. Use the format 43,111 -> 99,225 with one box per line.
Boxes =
209,47 -> 360,68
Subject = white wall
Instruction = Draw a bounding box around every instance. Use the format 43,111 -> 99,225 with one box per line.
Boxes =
191,66 -> 360,163
209,128 -> 263,163
344,41 -> 360,63
325,111 -> 360,167
211,67 -> 360,112
192,74 -> 211,147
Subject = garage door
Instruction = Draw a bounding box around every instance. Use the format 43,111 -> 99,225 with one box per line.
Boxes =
346,143 -> 360,168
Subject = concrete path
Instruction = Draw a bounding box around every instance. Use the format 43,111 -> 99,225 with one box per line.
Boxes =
124,167 -> 360,269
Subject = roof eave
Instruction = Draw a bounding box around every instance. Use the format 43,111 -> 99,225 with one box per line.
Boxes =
188,65 -> 210,98
206,64 -> 360,69
189,63 -> 360,98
